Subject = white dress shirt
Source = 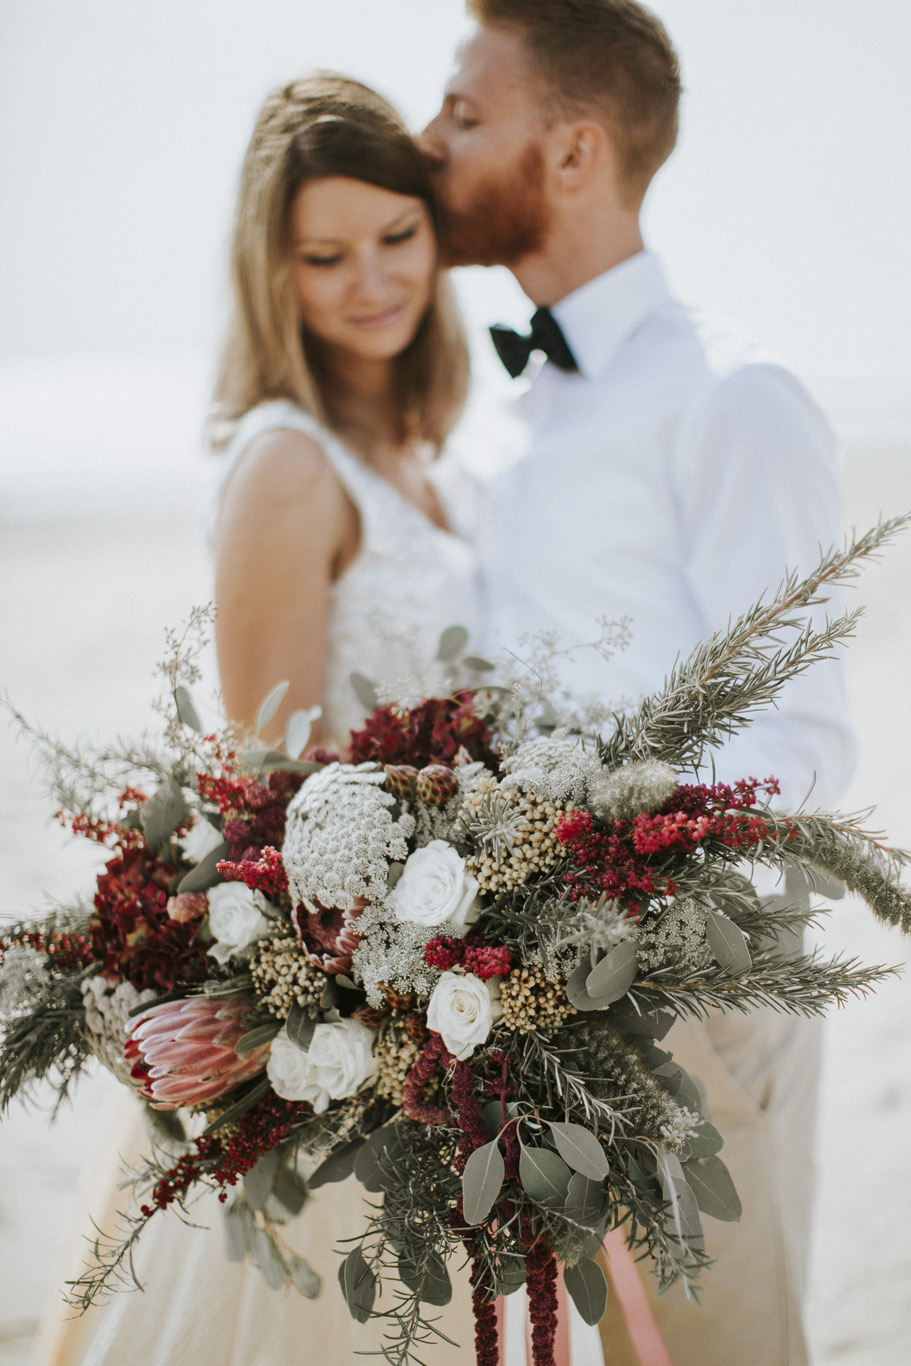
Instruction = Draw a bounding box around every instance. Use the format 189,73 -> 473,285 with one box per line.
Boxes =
478,251 -> 855,808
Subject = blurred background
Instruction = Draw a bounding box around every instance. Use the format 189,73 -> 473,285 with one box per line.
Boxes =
2,2 -> 909,1362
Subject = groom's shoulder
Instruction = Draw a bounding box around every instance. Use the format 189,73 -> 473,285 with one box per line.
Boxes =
649,297 -> 829,427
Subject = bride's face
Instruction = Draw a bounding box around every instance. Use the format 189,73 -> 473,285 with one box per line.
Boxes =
289,177 -> 436,364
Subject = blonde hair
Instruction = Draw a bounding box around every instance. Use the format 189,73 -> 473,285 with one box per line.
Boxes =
212,74 -> 468,450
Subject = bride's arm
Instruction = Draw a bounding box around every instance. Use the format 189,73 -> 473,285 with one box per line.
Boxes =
213,427 -> 356,744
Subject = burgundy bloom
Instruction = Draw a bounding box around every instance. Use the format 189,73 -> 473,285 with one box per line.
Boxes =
291,896 -> 366,974
125,994 -> 267,1110
91,843 -> 208,992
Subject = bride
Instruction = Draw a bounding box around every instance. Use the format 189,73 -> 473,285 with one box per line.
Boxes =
33,73 -> 606,1366
34,74 -> 481,1366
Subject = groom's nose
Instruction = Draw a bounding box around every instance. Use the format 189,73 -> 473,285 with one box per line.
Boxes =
418,115 -> 446,167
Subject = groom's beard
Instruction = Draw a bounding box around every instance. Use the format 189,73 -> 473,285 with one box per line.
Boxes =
437,142 -> 552,268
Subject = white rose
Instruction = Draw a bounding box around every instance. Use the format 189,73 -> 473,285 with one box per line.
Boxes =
426,971 -> 502,1061
267,1019 -> 378,1113
206,882 -> 271,965
391,840 -> 479,931
179,816 -> 224,865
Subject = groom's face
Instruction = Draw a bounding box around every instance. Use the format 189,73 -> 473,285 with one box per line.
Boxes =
421,27 -> 553,267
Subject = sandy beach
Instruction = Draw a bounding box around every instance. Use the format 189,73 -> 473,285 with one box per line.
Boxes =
1,442 -> 909,1365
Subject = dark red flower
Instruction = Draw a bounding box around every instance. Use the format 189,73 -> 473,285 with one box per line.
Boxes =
90,843 -> 209,992
349,693 -> 498,770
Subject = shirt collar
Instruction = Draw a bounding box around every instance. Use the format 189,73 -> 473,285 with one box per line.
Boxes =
549,250 -> 671,380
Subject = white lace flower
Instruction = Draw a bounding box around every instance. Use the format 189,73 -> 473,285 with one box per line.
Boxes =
501,731 -> 604,807
426,971 -> 502,1061
282,763 -> 414,913
391,841 -> 479,931
207,883 -> 272,965
267,1019 -> 378,1113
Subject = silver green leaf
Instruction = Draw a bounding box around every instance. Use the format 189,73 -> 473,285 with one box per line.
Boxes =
705,911 -> 752,974
288,1253 -> 321,1298
256,680 -> 290,736
585,939 -> 639,1004
681,1121 -> 724,1160
548,1122 -> 610,1181
462,1139 -> 505,1225
285,707 -> 316,760
252,1226 -> 286,1290
519,1145 -> 572,1205
174,684 -> 202,731
286,1002 -> 317,1052
565,958 -> 606,1012
398,1247 -> 452,1306
564,1171 -> 605,1225
307,1137 -> 366,1190
222,1197 -> 255,1262
140,777 -> 189,852
436,624 -> 469,661
177,838 -> 230,893
234,1020 -> 281,1056
350,672 -> 379,713
243,1149 -> 280,1211
682,1155 -> 742,1222
271,1166 -> 308,1218
563,1258 -> 609,1326
339,1245 -> 377,1323
463,655 -> 496,672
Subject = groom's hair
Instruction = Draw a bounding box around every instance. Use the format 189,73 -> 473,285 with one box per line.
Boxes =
468,0 -> 681,203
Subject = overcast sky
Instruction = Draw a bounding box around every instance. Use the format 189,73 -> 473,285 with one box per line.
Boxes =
2,0 -> 910,419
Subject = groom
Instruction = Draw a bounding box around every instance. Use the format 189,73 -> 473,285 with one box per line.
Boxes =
423,2 -> 853,1363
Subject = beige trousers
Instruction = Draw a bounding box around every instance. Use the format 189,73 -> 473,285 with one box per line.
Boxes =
599,1007 -> 821,1366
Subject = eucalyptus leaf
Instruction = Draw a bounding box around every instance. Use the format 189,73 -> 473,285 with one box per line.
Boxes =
244,1149 -> 280,1211
354,1126 -> 401,1193
286,1003 -> 317,1053
680,1122 -> 724,1160
174,684 -> 203,732
499,1257 -> 528,1296
563,1259 -> 609,1326
350,672 -> 379,713
256,680 -> 290,736
564,1171 -> 606,1225
285,708 -> 315,760
252,1227 -> 286,1290
140,778 -> 190,853
235,1020 -> 281,1056
436,624 -> 469,661
608,997 -> 674,1041
462,1139 -> 505,1225
339,1246 -> 376,1323
202,1078 -> 271,1135
565,958 -> 605,1012
585,939 -> 639,1004
705,911 -> 752,975
519,1146 -> 572,1205
177,839 -> 230,894
307,1137 -> 366,1190
222,1198 -> 255,1263
463,655 -> 496,672
242,747 -> 322,777
682,1155 -> 742,1222
271,1166 -> 309,1218
548,1122 -> 610,1182
481,1098 -> 520,1138
288,1253 -> 322,1298
399,1248 -> 452,1306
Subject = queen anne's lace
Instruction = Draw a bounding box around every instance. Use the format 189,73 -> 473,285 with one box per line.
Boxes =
282,763 -> 414,912
501,731 -> 604,807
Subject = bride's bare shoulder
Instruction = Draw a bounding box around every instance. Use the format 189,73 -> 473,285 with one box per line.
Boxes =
220,425 -> 341,511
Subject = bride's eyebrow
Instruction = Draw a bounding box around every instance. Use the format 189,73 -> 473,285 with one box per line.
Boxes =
294,208 -> 423,249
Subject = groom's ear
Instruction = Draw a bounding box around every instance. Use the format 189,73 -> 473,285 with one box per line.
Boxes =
550,119 -> 612,192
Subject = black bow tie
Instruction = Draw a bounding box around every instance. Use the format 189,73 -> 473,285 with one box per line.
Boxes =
489,307 -> 579,378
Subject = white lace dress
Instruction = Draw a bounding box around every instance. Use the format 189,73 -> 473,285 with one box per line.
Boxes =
32,402 -> 481,1366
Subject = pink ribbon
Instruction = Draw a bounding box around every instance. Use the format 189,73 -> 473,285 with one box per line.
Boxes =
494,1229 -> 672,1366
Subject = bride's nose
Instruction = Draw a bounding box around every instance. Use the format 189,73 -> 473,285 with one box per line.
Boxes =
349,250 -> 392,302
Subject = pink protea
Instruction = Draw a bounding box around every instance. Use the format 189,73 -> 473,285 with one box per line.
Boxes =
125,994 -> 268,1110
291,896 -> 366,974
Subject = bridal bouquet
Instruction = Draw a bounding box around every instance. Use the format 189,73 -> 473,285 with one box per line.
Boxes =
3,522 -> 910,1366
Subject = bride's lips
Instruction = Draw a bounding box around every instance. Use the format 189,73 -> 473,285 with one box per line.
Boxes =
347,301 -> 408,329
